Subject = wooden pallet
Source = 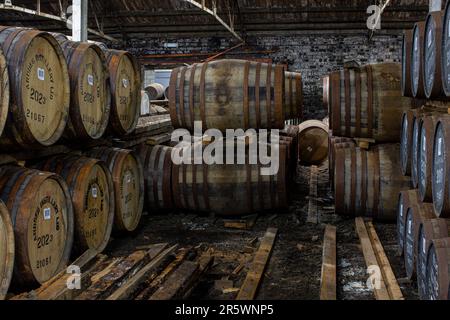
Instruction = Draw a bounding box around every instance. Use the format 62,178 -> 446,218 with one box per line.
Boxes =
320,225 -> 337,300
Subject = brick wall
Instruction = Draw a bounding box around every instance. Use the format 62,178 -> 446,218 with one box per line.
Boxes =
125,33 -> 402,120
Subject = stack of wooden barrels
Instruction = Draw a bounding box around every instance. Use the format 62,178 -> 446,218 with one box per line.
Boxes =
397,4 -> 450,300
324,62 -> 413,221
0,26 -> 146,298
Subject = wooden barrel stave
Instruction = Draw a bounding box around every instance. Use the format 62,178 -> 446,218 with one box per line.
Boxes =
426,237 -> 450,300
328,136 -> 355,186
0,200 -> 13,299
169,59 -> 285,132
0,47 -> 9,139
397,190 -> 419,257
404,203 -> 435,280
402,30 -> 413,97
0,166 -> 74,288
417,219 -> 450,300
432,118 -> 450,217
411,21 -> 427,98
442,2 -> 450,96
104,49 -> 141,137
298,120 -> 329,166
33,155 -> 114,254
87,148 -> 144,233
0,26 -> 70,148
284,71 -> 303,122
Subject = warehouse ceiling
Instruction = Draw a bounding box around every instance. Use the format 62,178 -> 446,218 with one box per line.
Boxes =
0,0 -> 430,42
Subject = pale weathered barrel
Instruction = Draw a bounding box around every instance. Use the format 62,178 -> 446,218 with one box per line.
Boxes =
0,26 -> 70,147
418,115 -> 441,202
328,136 -> 355,186
87,148 -> 144,233
0,47 -> 9,139
404,203 -> 435,280
397,190 -> 420,257
0,166 -> 74,287
432,117 -> 450,217
140,90 -> 151,116
54,36 -> 111,140
424,11 -> 446,99
169,59 -> 285,132
329,63 -> 413,142
402,30 -> 413,97
284,71 -> 303,122
171,141 -> 288,216
442,1 -> 450,96
426,237 -> 450,300
323,75 -> 330,112
417,218 -> 450,300
334,144 -> 411,221
104,49 -> 141,136
411,22 -> 426,98
33,156 -> 114,254
145,83 -> 165,101
298,120 -> 329,166
0,201 -> 13,299
134,144 -> 173,211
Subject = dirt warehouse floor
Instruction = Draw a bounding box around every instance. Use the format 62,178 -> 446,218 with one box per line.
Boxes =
106,162 -> 418,300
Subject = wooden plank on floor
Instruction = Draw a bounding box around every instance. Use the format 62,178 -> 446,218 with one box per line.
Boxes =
366,222 -> 404,300
320,225 -> 337,300
236,228 -> 278,300
106,244 -> 177,300
307,166 -> 319,224
354,218 -> 390,300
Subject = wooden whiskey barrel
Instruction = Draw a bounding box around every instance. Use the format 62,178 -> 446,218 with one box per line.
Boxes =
284,71 -> 303,121
334,144 -> 411,221
329,63 -> 413,142
87,148 -> 144,233
432,117 -> 450,218
169,59 -> 285,132
54,36 -> 111,140
145,83 -> 165,101
397,190 -> 420,257
164,86 -> 170,100
411,22 -> 427,98
442,2 -> 450,96
104,49 -> 141,136
134,144 -> 173,211
417,218 -> 450,300
0,201 -> 13,299
404,203 -> 435,280
401,109 -> 417,176
412,112 -> 428,188
298,120 -> 329,166
0,26 -> 70,147
171,141 -> 288,216
0,166 -> 74,287
328,136 -> 355,186
426,237 -> 450,300
424,11 -> 446,99
402,30 -> 413,97
33,156 -> 114,254
0,48 -> 9,139
418,115 -> 441,202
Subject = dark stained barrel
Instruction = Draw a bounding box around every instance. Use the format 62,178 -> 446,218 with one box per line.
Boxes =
402,30 -> 413,97
412,112 -> 428,188
0,166 -> 74,288
0,26 -> 70,148
401,109 -> 416,176
329,63 -> 413,142
334,144 -> 411,221
171,140 -> 288,216
87,148 -> 144,233
418,115 -> 441,202
134,144 -> 174,211
284,71 -> 303,122
426,237 -> 450,300
442,1 -> 450,96
0,48 -> 8,139
53,35 -> 111,140
298,120 -> 329,166
104,49 -> 141,137
169,59 -> 285,132
411,22 -> 427,98
397,190 -> 419,257
404,203 -> 435,280
417,219 -> 450,300
328,136 -> 355,187
0,200 -> 13,299
33,155 -> 114,254
424,11 -> 446,99
432,117 -> 450,217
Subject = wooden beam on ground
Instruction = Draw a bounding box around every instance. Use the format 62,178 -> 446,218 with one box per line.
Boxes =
107,244 -> 178,300
307,166 -> 319,224
355,218 -> 390,300
320,225 -> 337,300
366,222 -> 404,300
236,228 -> 278,300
